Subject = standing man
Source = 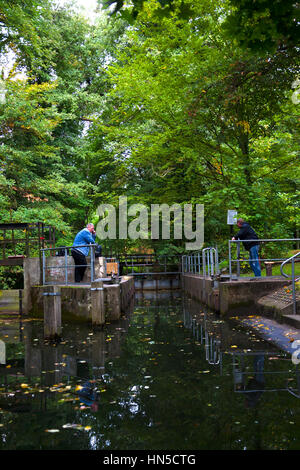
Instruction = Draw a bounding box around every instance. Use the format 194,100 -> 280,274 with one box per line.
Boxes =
71,223 -> 96,283
232,218 -> 261,277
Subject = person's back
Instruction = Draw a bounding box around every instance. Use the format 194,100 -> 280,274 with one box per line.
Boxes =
232,218 -> 261,277
73,227 -> 96,256
235,222 -> 259,251
71,223 -> 96,282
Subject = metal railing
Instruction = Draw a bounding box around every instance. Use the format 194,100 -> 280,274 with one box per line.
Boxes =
182,247 -> 219,278
280,251 -> 300,315
229,238 -> 300,280
183,308 -> 222,368
120,254 -> 181,276
41,245 -> 97,285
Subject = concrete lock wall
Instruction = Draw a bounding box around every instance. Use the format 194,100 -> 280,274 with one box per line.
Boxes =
182,274 -> 219,312
23,256 -> 106,314
30,275 -> 135,323
182,273 -> 291,315
218,278 -> 293,315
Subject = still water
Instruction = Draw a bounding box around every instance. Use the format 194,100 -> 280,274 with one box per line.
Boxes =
0,290 -> 300,451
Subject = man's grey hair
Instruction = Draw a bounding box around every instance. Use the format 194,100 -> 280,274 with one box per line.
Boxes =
86,223 -> 94,228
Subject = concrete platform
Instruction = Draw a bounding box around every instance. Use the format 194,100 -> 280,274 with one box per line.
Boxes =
29,276 -> 135,323
182,272 -> 293,316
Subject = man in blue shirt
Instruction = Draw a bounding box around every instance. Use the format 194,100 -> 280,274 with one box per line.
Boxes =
71,223 -> 96,282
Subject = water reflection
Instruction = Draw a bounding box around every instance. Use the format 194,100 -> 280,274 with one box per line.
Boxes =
182,296 -> 300,406
0,298 -> 134,415
1,292 -> 300,450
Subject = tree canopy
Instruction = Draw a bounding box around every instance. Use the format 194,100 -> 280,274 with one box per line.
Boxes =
0,0 -> 299,263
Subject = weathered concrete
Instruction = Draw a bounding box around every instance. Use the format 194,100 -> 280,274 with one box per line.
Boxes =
182,273 -> 292,316
219,278 -> 293,315
91,280 -> 105,326
134,274 -> 180,291
43,285 -> 62,339
43,255 -> 106,284
30,275 -> 135,323
257,292 -> 300,318
182,274 -> 219,311
23,256 -> 106,314
23,257 -> 40,313
0,289 -> 22,313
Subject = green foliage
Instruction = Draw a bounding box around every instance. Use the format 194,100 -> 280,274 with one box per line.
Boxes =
0,0 -> 299,267
223,0 -> 299,53
91,0 -> 299,255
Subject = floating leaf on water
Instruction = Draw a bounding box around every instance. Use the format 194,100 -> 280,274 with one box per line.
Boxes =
62,423 -> 89,431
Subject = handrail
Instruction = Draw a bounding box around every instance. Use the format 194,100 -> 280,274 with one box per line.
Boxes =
41,244 -> 97,285
229,238 -> 300,279
280,251 -> 300,281
280,251 -> 300,315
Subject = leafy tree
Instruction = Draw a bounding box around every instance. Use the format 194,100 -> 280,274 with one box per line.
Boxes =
91,0 -> 299,254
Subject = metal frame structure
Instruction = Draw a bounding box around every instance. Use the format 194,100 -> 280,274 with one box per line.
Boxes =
182,247 -> 220,278
41,245 -> 96,285
0,222 -> 55,267
119,253 -> 181,276
280,251 -> 300,315
228,238 -> 300,280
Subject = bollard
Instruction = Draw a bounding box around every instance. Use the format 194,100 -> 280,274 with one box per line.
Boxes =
264,262 -> 274,276
43,285 -> 62,339
91,280 -> 105,326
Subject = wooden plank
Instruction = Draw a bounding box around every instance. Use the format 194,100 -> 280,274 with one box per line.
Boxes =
0,258 -> 24,266
106,262 -> 118,275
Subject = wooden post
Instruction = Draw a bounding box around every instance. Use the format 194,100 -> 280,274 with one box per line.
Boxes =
264,262 -> 274,277
43,285 -> 62,339
91,280 -> 105,326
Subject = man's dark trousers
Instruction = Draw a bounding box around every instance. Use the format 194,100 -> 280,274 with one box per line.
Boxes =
71,248 -> 87,282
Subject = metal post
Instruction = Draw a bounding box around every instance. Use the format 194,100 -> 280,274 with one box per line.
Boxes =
42,249 -> 46,285
65,247 -> 68,285
229,240 -> 232,280
91,245 -> 95,282
210,248 -> 214,276
292,258 -> 296,315
237,241 -> 240,278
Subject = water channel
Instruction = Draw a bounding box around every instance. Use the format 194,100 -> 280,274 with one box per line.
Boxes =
0,290 -> 300,451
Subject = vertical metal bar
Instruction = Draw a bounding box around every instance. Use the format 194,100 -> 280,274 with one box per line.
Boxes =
207,250 -> 210,277
292,258 -> 296,315
42,249 -> 46,285
65,247 -> 68,285
210,248 -> 214,276
229,240 -> 232,280
237,241 -> 240,278
215,247 -> 219,274
198,252 -> 201,274
91,245 -> 95,282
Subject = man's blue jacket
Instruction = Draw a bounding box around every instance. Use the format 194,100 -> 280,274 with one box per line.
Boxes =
72,228 -> 96,256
